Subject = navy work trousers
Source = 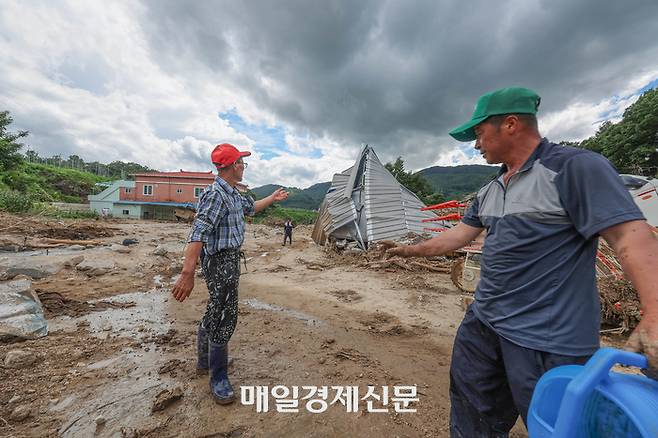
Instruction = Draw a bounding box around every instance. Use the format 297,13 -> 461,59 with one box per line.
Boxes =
449,306 -> 591,437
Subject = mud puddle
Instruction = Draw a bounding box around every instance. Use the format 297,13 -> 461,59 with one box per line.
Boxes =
49,287 -> 186,437
58,346 -> 173,438
49,290 -> 174,337
242,298 -> 325,327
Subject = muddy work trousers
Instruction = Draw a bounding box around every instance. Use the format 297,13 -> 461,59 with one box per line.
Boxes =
201,248 -> 241,345
283,232 -> 292,245
449,306 -> 591,437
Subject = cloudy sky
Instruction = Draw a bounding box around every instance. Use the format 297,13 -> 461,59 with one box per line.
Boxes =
2,0 -> 658,188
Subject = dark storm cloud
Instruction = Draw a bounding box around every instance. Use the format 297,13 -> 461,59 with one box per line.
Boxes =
140,0 -> 658,167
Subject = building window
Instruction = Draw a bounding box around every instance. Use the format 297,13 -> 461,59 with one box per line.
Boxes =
194,187 -> 204,198
125,188 -> 132,194
143,185 -> 153,195
176,188 -> 183,194
122,210 -> 129,215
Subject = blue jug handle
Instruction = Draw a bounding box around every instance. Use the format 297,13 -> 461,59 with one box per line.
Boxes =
552,347 -> 648,438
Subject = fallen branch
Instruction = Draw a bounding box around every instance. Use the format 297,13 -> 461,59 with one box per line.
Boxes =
600,326 -> 626,335
409,261 -> 451,273
42,238 -> 104,246
27,243 -> 67,249
390,259 -> 412,270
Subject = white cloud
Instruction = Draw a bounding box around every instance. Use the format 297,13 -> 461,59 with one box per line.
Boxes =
540,71 -> 658,142
433,147 -> 487,167
1,0 -> 658,188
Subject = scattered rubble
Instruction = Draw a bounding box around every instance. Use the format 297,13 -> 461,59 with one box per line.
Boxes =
0,212 -> 118,240
4,349 -> 39,368
296,257 -> 330,271
0,256 -> 79,280
111,244 -> 132,253
329,289 -> 362,303
151,386 -> 184,412
599,277 -> 642,332
37,290 -> 136,318
75,259 -> 115,277
10,405 -> 32,422
153,246 -> 168,256
158,358 -> 185,376
0,214 -> 634,437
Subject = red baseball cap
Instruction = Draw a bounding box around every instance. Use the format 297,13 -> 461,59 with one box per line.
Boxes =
211,143 -> 251,168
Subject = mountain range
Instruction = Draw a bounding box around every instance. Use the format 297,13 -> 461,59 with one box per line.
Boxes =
251,164 -> 499,210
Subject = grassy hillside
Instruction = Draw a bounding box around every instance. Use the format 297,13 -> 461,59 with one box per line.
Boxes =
418,164 -> 499,199
252,182 -> 330,210
0,162 -> 109,203
252,205 -> 318,225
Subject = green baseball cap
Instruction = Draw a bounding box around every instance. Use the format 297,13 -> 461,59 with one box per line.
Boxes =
448,87 -> 541,142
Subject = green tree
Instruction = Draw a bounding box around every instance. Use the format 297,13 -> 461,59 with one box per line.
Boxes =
67,154 -> 84,170
0,111 -> 28,172
385,157 -> 445,206
580,88 -> 658,175
25,149 -> 40,162
106,160 -> 155,179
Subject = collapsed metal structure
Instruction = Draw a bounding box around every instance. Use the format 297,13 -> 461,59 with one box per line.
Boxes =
312,145 -> 448,249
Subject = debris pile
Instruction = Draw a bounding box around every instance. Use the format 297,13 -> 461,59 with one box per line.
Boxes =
598,277 -> 642,333
36,290 -> 136,318
151,386 -> 184,412
327,236 -> 453,274
0,212 -> 118,243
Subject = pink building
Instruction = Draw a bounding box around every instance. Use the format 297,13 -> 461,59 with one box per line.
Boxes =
89,170 -> 216,220
121,170 -> 216,204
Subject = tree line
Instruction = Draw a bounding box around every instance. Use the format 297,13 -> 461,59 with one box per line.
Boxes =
579,87 -> 658,176
1,110 -> 154,179
23,149 -> 154,179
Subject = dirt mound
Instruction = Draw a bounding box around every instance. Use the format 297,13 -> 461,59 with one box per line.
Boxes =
0,212 -> 118,240
329,289 -> 362,303
37,223 -> 116,240
328,241 -> 453,274
37,290 -> 135,318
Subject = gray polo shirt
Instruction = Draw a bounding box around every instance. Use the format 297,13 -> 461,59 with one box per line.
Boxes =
462,139 -> 644,356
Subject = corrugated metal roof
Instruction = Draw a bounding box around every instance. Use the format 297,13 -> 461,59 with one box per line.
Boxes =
364,148 -> 436,242
313,145 -> 446,247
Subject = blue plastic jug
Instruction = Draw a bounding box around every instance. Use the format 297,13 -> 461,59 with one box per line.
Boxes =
528,347 -> 658,438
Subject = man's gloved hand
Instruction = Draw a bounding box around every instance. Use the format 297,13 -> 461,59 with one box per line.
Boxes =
626,315 -> 658,379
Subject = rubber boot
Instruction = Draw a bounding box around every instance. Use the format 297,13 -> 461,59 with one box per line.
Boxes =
196,324 -> 209,375
208,341 -> 235,404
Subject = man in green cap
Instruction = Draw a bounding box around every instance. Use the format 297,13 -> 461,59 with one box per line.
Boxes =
386,87 -> 658,436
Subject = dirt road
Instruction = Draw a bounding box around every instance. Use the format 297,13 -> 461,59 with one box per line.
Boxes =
1,217 -> 530,437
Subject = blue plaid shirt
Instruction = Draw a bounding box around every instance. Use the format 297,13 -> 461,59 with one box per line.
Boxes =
188,176 -> 255,253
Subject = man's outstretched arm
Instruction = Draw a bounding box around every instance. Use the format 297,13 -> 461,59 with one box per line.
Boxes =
254,187 -> 288,213
384,222 -> 484,258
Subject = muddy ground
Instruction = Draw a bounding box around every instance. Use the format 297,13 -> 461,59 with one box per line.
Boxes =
0,215 -> 625,438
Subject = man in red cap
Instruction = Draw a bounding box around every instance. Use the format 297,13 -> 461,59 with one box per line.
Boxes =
171,143 -> 288,405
